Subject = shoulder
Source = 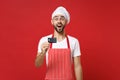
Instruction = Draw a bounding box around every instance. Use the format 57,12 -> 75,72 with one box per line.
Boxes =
67,35 -> 79,43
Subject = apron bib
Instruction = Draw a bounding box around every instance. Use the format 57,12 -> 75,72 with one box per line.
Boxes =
45,35 -> 75,80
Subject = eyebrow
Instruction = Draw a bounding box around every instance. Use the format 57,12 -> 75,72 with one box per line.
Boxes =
54,15 -> 65,18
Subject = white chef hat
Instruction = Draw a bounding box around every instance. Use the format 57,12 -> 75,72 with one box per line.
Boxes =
52,6 -> 70,24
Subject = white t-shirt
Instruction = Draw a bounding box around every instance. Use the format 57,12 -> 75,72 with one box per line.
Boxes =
37,34 -> 81,65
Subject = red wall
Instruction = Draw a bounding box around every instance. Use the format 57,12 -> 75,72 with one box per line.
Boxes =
0,0 -> 120,80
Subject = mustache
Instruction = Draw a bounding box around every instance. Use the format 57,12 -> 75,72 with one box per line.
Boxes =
56,23 -> 63,26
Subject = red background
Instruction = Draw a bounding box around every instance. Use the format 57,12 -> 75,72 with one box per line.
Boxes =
0,0 -> 120,80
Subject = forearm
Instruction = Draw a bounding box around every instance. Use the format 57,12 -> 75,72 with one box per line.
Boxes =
35,52 -> 45,67
74,64 -> 83,80
74,56 -> 83,80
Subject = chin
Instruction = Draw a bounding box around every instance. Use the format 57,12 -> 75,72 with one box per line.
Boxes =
58,30 -> 64,33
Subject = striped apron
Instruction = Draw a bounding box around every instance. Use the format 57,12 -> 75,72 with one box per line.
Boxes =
45,35 -> 75,80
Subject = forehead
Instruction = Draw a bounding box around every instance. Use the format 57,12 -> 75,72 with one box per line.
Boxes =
53,14 -> 65,18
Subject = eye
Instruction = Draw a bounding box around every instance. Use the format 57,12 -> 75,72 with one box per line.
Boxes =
61,17 -> 65,21
54,18 -> 58,20
53,16 -> 59,20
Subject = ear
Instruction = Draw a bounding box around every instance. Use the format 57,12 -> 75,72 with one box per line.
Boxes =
51,20 -> 53,24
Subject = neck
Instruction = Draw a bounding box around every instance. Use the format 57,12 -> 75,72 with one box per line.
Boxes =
54,30 -> 66,42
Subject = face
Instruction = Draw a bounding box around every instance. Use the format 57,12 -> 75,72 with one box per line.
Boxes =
51,15 -> 67,33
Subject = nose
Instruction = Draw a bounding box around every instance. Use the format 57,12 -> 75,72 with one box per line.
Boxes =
57,18 -> 62,23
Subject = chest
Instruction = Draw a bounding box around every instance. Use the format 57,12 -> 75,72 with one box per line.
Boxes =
52,40 -> 68,48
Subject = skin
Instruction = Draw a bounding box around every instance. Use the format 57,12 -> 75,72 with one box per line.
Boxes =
35,14 -> 83,80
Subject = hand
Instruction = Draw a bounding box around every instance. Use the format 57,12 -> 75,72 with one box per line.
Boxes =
41,42 -> 50,54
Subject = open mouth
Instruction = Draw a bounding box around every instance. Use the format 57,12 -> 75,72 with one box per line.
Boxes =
57,23 -> 63,28
57,25 -> 62,27
55,25 -> 63,32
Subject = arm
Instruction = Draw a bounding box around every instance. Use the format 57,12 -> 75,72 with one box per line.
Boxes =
35,51 -> 46,67
35,42 -> 49,67
74,56 -> 83,80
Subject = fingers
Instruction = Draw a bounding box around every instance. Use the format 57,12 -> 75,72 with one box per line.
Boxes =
41,42 -> 50,53
43,42 -> 49,47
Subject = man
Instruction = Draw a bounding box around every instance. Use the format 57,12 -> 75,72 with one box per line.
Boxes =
35,6 -> 83,80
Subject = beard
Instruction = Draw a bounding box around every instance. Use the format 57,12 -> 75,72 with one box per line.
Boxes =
54,23 -> 65,33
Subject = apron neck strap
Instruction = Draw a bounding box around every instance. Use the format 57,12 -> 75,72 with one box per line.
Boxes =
50,34 -> 70,49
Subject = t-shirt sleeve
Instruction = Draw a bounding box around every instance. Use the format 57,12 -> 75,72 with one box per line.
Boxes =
37,38 -> 42,53
37,37 -> 45,54
73,39 -> 81,57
